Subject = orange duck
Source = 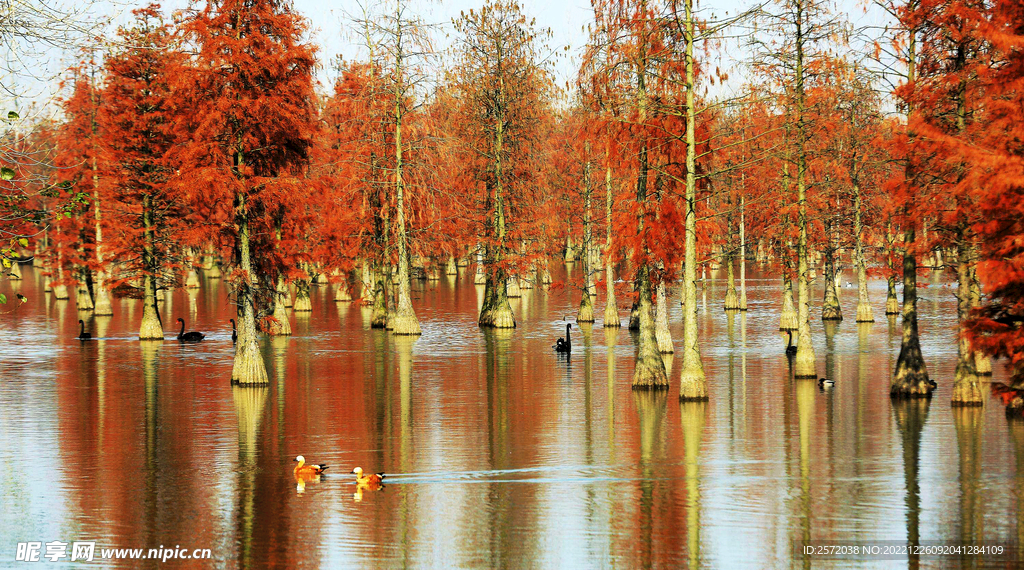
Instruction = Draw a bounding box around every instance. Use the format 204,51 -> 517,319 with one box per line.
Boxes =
351,467 -> 385,488
293,455 -> 329,477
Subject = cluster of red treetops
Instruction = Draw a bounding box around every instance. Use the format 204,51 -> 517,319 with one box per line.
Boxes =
1,0 -> 1024,407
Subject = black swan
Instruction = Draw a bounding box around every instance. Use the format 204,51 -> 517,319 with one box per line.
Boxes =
554,323 -> 572,353
176,318 -> 205,342
785,330 -> 797,356
230,319 -> 237,344
77,319 -> 92,340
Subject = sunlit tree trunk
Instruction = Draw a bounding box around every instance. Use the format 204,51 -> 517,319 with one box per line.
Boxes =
578,150 -> 595,322
139,193 -> 163,339
231,150 -> 268,384
739,194 -> 747,311
679,0 -> 706,399
951,229 -> 982,404
822,216 -> 842,321
969,264 -> 991,376
631,45 -> 667,389
854,178 -> 874,322
603,150 -> 619,327
793,0 -> 817,379
478,91 -> 515,328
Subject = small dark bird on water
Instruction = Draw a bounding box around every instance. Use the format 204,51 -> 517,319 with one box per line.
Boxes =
819,377 -> 834,387
554,323 -> 572,353
230,319 -> 237,344
785,330 -> 797,356
176,318 -> 205,342
77,319 -> 92,341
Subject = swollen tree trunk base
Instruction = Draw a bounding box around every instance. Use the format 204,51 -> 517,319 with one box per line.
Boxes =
578,293 -> 595,323
139,315 -> 164,340
479,300 -> 516,328
724,288 -> 740,311
507,278 -> 521,298
446,257 -> 458,275
780,280 -> 798,330
632,354 -> 669,390
8,263 -> 22,280
679,369 -> 709,401
886,277 -> 900,315
53,284 -> 69,300
77,286 -> 95,311
951,373 -> 983,406
294,280 -> 312,312
389,309 -> 422,335
474,270 -> 486,285
794,347 -> 817,379
603,300 -> 620,327
975,353 -> 992,376
334,282 -> 352,302
891,347 -> 932,398
232,340 -> 269,385
93,275 -> 114,316
856,301 -> 874,323
185,269 -> 201,289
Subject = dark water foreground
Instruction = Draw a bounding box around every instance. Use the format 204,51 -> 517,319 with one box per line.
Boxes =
0,265 -> 1021,569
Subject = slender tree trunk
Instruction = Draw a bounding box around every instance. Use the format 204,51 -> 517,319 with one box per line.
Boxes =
854,179 -> 874,322
891,24 -> 930,398
951,227 -> 982,405
390,62 -> 421,335
822,219 -> 842,321
631,49 -> 667,389
92,157 -> 113,316
739,194 -> 747,311
969,264 -> 992,376
479,102 -> 514,328
655,281 -> 673,353
232,187 -> 268,384
139,193 -> 163,339
579,153 -> 595,323
267,275 -> 292,335
603,150 -> 619,327
679,0 -> 706,399
793,2 -> 816,379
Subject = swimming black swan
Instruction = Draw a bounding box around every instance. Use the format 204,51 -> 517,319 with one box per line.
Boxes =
77,319 -> 92,340
554,323 -> 572,353
785,330 -> 797,356
230,319 -> 237,344
176,318 -> 205,342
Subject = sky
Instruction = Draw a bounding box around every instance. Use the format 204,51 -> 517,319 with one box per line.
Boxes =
7,0 -> 894,119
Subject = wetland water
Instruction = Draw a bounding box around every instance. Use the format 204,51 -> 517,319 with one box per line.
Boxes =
0,264 -> 1021,568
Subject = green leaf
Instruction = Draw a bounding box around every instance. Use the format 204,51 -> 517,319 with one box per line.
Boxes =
18,238 -> 28,247
7,111 -> 19,120
0,293 -> 6,304
0,167 -> 14,181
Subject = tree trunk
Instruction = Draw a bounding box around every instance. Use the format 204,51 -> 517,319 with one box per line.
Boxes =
854,181 -> 873,322
739,194 -> 748,311
724,252 -> 739,310
266,275 -> 292,336
780,275 -> 798,331
891,228 -> 931,397
232,190 -> 269,385
822,235 -> 842,321
793,6 -> 816,379
390,76 -> 421,336
139,193 -> 163,339
579,154 -> 595,323
969,265 -> 992,376
678,0 -> 707,399
951,229 -> 982,405
603,149 -> 619,327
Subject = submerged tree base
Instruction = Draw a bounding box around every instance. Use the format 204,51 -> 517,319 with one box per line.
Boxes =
632,358 -> 669,390
885,296 -> 900,315
856,302 -> 874,323
724,288 -> 740,310
390,310 -> 422,335
679,369 -> 708,401
479,305 -> 516,328
232,342 -> 269,385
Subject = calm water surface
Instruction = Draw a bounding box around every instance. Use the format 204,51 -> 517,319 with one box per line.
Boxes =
0,264 -> 1021,569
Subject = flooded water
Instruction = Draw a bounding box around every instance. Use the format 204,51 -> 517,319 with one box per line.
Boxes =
1,263 -> 1021,568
